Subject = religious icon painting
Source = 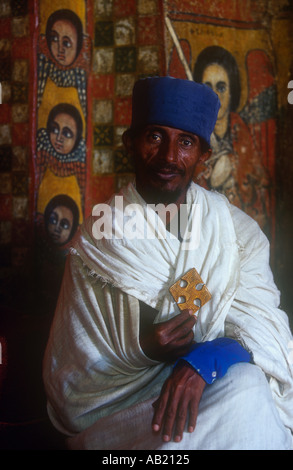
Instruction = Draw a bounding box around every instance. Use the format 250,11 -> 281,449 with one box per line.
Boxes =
34,193 -> 81,312
31,1 -> 92,309
33,0 -> 92,223
37,7 -> 91,116
164,0 -> 279,240
36,102 -> 86,196
44,194 -> 80,248
192,45 -> 273,233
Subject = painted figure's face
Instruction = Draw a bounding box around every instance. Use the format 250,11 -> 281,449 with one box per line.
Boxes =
49,112 -> 78,155
125,125 -> 207,204
49,19 -> 78,66
47,205 -> 74,245
202,64 -> 230,120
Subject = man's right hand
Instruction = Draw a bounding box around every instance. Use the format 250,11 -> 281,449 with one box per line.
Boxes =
139,309 -> 196,362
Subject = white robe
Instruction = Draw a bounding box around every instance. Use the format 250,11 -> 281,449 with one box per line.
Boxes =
43,183 -> 293,449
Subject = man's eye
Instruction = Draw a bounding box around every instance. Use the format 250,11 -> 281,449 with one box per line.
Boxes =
180,138 -> 192,147
149,133 -> 161,142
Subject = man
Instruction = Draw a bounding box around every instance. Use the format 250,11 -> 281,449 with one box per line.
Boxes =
43,77 -> 293,450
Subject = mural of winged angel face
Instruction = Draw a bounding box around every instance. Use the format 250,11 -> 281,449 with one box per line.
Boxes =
49,112 -> 78,155
47,204 -> 74,245
49,19 -> 78,66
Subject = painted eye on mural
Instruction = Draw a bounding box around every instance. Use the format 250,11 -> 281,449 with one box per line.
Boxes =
48,212 -> 58,226
50,123 -> 74,141
203,80 -> 227,95
62,37 -> 73,49
49,123 -> 60,136
49,32 -> 73,50
62,126 -> 74,139
50,32 -> 59,43
59,218 -> 71,231
216,81 -> 227,94
50,120 -> 76,140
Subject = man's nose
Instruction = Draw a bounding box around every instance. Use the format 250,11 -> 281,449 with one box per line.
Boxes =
158,137 -> 177,163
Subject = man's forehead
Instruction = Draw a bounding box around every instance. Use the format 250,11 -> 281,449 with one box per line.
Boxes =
143,124 -> 198,138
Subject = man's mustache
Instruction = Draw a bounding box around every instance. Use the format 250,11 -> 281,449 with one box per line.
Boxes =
148,163 -> 185,175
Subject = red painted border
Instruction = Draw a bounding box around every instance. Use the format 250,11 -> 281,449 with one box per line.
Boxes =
84,0 -> 94,218
28,0 -> 39,241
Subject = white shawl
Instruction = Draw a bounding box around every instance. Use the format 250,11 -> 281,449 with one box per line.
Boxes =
43,182 -> 293,437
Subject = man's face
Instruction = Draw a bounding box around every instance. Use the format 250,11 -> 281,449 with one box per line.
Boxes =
125,125 -> 207,204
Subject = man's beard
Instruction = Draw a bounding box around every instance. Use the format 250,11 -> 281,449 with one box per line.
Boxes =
134,159 -> 193,205
139,179 -> 192,205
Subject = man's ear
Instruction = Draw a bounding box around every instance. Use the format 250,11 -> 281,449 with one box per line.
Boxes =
122,129 -> 135,156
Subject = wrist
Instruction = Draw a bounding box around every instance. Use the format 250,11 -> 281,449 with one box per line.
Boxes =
175,337 -> 252,384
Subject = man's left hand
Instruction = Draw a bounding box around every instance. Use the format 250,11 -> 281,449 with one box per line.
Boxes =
152,361 -> 206,443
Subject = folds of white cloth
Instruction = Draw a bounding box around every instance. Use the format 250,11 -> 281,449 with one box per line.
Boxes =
66,363 -> 293,450
43,182 -> 293,449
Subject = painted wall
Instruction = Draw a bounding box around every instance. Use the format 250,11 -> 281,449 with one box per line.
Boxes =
163,0 -> 293,319
0,0 -> 31,303
0,0 -> 292,320
31,0 -> 92,309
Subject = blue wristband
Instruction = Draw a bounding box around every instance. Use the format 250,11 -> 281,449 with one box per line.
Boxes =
177,337 -> 252,384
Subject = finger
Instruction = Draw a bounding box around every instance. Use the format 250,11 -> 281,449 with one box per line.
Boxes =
173,398 -> 189,442
188,398 -> 200,434
163,310 -> 194,334
167,315 -> 196,344
173,395 -> 200,442
160,380 -> 185,442
152,383 -> 170,433
172,328 -> 195,347
180,308 -> 196,316
161,399 -> 179,442
188,376 -> 206,432
155,312 -> 195,349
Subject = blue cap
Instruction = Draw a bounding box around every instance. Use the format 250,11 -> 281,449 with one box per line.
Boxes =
130,76 -> 221,145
